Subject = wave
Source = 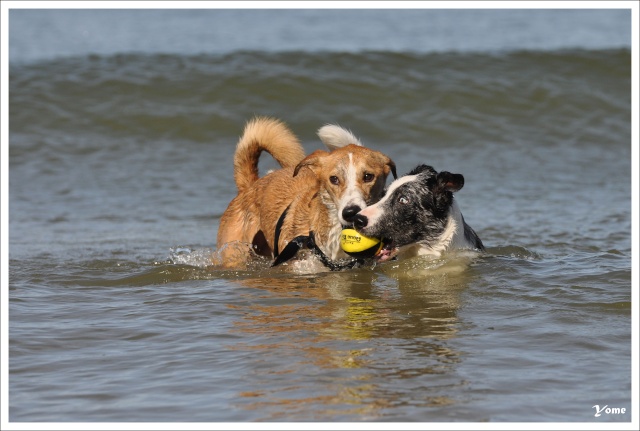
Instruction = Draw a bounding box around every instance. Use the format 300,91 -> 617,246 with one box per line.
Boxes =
9,49 -> 631,149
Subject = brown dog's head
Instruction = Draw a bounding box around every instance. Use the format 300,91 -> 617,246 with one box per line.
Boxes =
294,144 -> 396,226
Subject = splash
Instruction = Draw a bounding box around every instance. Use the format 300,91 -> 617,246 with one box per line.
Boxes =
169,246 -> 220,268
169,242 -> 273,271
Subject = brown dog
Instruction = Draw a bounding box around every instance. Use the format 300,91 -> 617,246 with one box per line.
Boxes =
216,117 -> 396,269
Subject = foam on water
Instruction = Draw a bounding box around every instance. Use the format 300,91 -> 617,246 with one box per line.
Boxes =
169,245 -> 220,268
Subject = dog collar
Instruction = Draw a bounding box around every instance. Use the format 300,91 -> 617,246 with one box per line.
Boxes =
272,231 -> 363,271
272,204 -> 362,271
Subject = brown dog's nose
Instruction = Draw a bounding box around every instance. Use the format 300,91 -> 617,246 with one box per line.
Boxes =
342,205 -> 361,222
353,214 -> 368,229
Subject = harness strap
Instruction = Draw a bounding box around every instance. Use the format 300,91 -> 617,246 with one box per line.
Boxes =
273,204 -> 291,259
272,205 -> 362,271
272,228 -> 362,271
308,232 -> 363,271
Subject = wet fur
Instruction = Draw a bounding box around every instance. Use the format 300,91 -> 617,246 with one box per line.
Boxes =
217,117 -> 396,268
354,164 -> 484,260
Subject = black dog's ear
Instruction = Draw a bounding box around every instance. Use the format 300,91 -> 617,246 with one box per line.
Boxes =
432,171 -> 464,216
436,171 -> 464,192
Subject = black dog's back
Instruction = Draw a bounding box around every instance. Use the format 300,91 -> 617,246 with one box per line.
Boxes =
462,214 -> 484,250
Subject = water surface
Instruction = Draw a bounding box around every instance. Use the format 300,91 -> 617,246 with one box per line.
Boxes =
7,8 -> 634,425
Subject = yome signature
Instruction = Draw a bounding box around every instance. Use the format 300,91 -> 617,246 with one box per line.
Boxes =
592,404 -> 627,417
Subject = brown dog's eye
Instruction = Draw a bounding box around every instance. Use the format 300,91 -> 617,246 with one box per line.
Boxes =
329,176 -> 340,185
363,173 -> 374,183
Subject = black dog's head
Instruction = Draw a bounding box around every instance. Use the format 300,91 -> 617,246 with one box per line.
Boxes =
353,165 -> 464,249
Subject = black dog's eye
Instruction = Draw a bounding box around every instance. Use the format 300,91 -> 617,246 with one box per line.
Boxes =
363,173 -> 374,183
398,196 -> 409,204
329,176 -> 340,185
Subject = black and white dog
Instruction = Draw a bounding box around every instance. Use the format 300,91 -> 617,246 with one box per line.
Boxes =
353,164 -> 484,262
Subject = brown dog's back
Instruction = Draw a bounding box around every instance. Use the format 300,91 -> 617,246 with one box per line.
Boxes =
217,118 -> 306,265
217,117 -> 395,269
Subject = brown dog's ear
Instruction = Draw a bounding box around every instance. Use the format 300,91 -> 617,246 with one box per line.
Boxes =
293,150 -> 328,177
372,152 -> 397,180
387,159 -> 397,179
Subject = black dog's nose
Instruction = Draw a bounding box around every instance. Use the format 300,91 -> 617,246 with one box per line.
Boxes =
353,214 -> 368,229
342,205 -> 361,222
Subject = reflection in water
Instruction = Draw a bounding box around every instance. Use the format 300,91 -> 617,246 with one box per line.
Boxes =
226,256 -> 476,420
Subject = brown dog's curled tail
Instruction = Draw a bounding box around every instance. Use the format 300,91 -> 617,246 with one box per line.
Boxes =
233,117 -> 305,193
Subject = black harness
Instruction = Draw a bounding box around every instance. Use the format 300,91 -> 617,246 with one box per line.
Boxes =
271,205 -> 362,271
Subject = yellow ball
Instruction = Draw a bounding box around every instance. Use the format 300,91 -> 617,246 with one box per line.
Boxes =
340,228 -> 382,258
